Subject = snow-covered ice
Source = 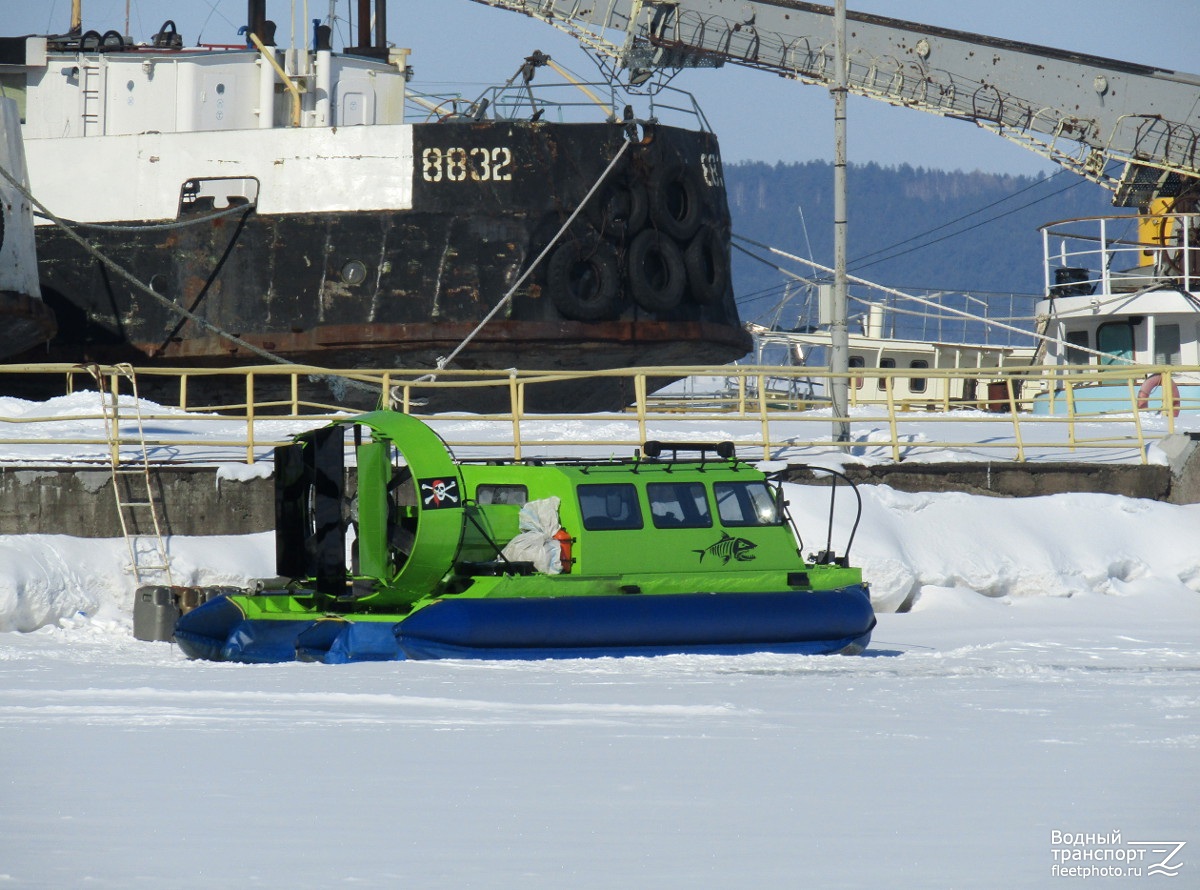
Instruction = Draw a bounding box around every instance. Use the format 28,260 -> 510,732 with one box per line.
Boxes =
1,396 -> 1197,887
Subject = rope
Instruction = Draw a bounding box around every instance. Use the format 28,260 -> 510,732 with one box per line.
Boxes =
412,137 -> 633,385
733,239 -> 1040,340
733,232 -> 1141,366
34,201 -> 252,233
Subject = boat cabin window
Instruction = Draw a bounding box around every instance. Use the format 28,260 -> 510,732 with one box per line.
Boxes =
1065,330 -> 1090,365
1097,322 -> 1134,365
1155,324 -> 1182,365
476,484 -> 527,506
647,482 -> 713,529
713,481 -> 782,527
909,360 -> 928,394
849,355 -> 865,390
578,484 -> 643,531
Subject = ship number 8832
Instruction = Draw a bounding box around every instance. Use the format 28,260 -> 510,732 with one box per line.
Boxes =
421,146 -> 514,183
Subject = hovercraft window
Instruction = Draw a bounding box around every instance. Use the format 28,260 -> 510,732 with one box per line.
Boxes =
476,484 -> 527,506
578,484 -> 643,531
648,482 -> 710,530
714,481 -> 782,527
647,481 -> 712,529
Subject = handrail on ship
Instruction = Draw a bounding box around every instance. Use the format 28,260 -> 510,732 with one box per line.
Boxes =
407,80 -> 712,131
0,362 -> 1191,467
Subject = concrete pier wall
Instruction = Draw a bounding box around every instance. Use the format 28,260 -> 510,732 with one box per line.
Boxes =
2,439 -> 1199,538
0,466 -> 274,537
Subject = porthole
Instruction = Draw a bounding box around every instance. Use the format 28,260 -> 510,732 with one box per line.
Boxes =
341,260 -> 368,286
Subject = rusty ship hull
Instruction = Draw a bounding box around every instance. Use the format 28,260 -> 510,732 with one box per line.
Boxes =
29,121 -> 747,409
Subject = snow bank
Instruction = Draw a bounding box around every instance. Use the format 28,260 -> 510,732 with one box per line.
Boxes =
830,486 -> 1200,611
0,533 -> 274,632
4,484 -> 1200,631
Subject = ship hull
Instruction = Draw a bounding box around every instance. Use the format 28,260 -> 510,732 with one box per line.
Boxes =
26,120 -> 748,410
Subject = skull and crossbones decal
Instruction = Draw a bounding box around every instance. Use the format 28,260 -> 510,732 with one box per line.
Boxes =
419,477 -> 460,509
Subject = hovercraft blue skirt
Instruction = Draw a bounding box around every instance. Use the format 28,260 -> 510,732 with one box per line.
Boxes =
173,586 -> 876,664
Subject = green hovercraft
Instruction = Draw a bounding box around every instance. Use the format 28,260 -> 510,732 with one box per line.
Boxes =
165,411 -> 875,663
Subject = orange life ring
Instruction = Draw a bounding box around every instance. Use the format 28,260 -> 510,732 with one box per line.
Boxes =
1136,373 -> 1181,417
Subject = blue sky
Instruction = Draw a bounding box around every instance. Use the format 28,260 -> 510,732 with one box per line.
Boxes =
13,1 -> 1200,175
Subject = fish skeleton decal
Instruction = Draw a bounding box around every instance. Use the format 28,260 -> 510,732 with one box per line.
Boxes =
694,532 -> 757,564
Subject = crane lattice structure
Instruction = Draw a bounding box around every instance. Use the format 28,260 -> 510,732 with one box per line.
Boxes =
471,0 -> 1200,204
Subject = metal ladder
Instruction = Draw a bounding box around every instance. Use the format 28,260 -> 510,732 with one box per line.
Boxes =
88,364 -> 174,587
80,61 -> 105,136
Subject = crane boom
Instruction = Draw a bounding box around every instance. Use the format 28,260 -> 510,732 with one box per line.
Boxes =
469,0 -> 1200,202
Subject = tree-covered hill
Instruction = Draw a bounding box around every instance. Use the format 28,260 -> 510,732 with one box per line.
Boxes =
726,161 -> 1127,330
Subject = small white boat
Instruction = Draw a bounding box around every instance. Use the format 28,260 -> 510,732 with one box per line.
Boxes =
1033,206 -> 1200,415
751,300 -> 1036,409
707,202 -> 1200,417
729,281 -> 1037,411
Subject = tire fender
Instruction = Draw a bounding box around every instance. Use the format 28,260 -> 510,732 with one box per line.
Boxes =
546,237 -> 621,322
588,182 -> 648,240
683,225 -> 730,305
647,163 -> 703,241
627,229 -> 686,313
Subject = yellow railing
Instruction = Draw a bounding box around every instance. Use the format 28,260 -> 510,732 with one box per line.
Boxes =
0,362 -> 1192,465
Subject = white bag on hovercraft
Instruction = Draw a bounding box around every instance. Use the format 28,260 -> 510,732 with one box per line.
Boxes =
499,496 -> 562,574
